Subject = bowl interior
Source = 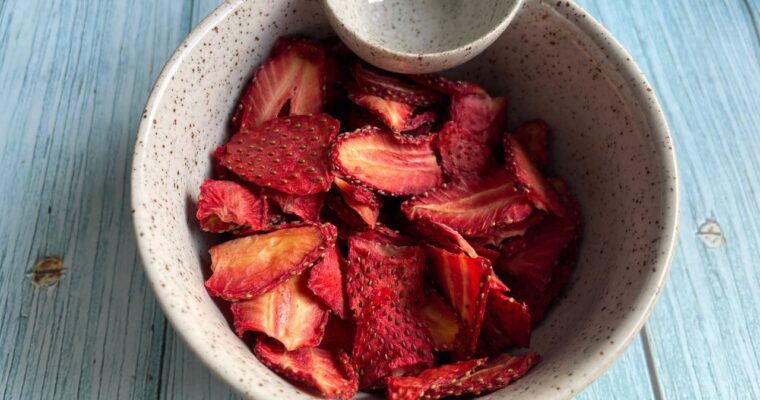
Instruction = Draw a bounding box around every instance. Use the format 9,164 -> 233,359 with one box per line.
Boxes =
324,0 -> 521,54
132,0 -> 677,399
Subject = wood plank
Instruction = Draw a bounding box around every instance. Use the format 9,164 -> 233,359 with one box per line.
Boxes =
576,0 -> 760,398
575,335 -> 656,400
0,0 -> 193,398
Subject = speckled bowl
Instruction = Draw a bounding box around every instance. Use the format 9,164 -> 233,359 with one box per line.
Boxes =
322,0 -> 524,73
131,0 -> 678,399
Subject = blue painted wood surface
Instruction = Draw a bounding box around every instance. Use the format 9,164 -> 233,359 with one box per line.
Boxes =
0,0 -> 758,398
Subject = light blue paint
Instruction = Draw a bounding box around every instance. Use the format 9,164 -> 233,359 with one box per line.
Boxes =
0,0 -> 758,398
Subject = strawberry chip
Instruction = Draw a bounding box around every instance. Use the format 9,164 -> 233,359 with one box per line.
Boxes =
348,91 -> 414,133
308,247 -> 347,319
266,190 -> 325,221
196,179 -> 268,233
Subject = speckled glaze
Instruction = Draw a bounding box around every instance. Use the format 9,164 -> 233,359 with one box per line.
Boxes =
131,0 -> 678,399
323,0 -> 523,73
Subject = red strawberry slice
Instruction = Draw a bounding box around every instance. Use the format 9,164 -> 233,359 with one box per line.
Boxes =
466,211 -> 544,247
211,145 -> 234,179
307,247 -> 347,319
513,119 -> 550,167
413,219 -> 478,258
343,104 -> 384,132
196,179 -> 268,233
385,359 -> 486,400
219,114 -> 340,195
324,193 -> 371,236
402,111 -> 436,132
495,216 -> 579,322
426,246 -> 491,359
331,126 -> 443,196
232,273 -> 329,350
470,241 -> 501,262
401,170 -> 533,236
481,286 -> 532,349
423,352 -> 541,398
436,121 -> 497,178
407,74 -> 487,96
351,63 -> 443,107
254,338 -> 358,400
266,190 -> 325,221
345,231 -> 426,316
348,91 -> 414,133
504,135 -> 568,216
205,223 -> 337,300
320,313 -> 356,354
450,93 -> 507,149
236,39 -> 325,130
419,287 -> 460,351
333,177 -> 383,227
351,289 -> 434,389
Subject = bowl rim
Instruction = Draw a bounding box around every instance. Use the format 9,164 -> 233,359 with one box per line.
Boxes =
130,0 -> 679,398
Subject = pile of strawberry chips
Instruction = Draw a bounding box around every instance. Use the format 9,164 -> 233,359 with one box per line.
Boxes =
196,36 -> 581,400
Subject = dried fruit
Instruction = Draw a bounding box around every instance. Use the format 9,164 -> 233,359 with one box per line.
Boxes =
232,273 -> 329,350
345,231 -> 426,316
236,40 -> 325,130
320,313 -> 356,354
219,114 -> 340,195
385,359 -> 485,400
331,126 -> 443,196
481,283 -> 532,349
466,211 -> 544,247
352,63 -> 443,107
419,287 -> 460,351
333,177 -> 383,227
513,119 -> 550,167
426,246 -> 491,359
205,223 -> 337,300
407,74 -> 486,96
402,111 -> 436,132
450,93 -> 507,149
504,135 -> 567,216
412,219 -> 478,258
422,352 -> 541,398
308,247 -> 347,319
266,190 -> 325,221
351,289 -> 434,389
401,170 -> 533,236
196,179 -> 268,233
436,121 -> 497,178
348,92 -> 414,133
254,338 -> 358,400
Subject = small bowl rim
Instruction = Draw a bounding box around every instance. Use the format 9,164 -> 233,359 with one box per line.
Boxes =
131,0 -> 679,398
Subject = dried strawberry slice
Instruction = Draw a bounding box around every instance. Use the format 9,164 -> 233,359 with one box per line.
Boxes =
220,114 -> 340,195
426,246 -> 491,359
419,287 -> 460,351
450,93 -> 507,149
351,289 -> 434,389
236,39 -> 325,130
345,231 -> 426,316
331,126 -> 443,196
211,145 -> 234,179
407,74 -> 486,96
343,104 -> 384,132
348,91 -> 414,133
402,111 -> 436,132
423,352 -> 541,398
413,219 -> 478,258
504,135 -> 567,216
254,338 -> 358,400
513,119 -> 550,167
333,177 -> 383,227
205,223 -> 337,300
385,359 -> 486,400
266,190 -> 325,221
495,216 -> 579,322
308,247 -> 347,319
324,193 -> 370,235
320,313 -> 356,354
436,121 -> 497,178
351,63 -> 443,107
481,283 -> 532,349
232,273 -> 329,350
196,179 -> 268,233
401,170 -> 533,236
470,241 -> 501,262
466,212 -> 544,247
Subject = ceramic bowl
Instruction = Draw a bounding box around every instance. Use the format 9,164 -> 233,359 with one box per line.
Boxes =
322,0 -> 524,73
131,0 -> 678,398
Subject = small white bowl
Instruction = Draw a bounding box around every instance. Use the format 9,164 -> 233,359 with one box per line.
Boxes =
132,0 -> 678,398
323,0 -> 524,73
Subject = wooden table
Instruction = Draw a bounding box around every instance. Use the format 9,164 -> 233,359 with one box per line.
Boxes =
1,0 -> 758,398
